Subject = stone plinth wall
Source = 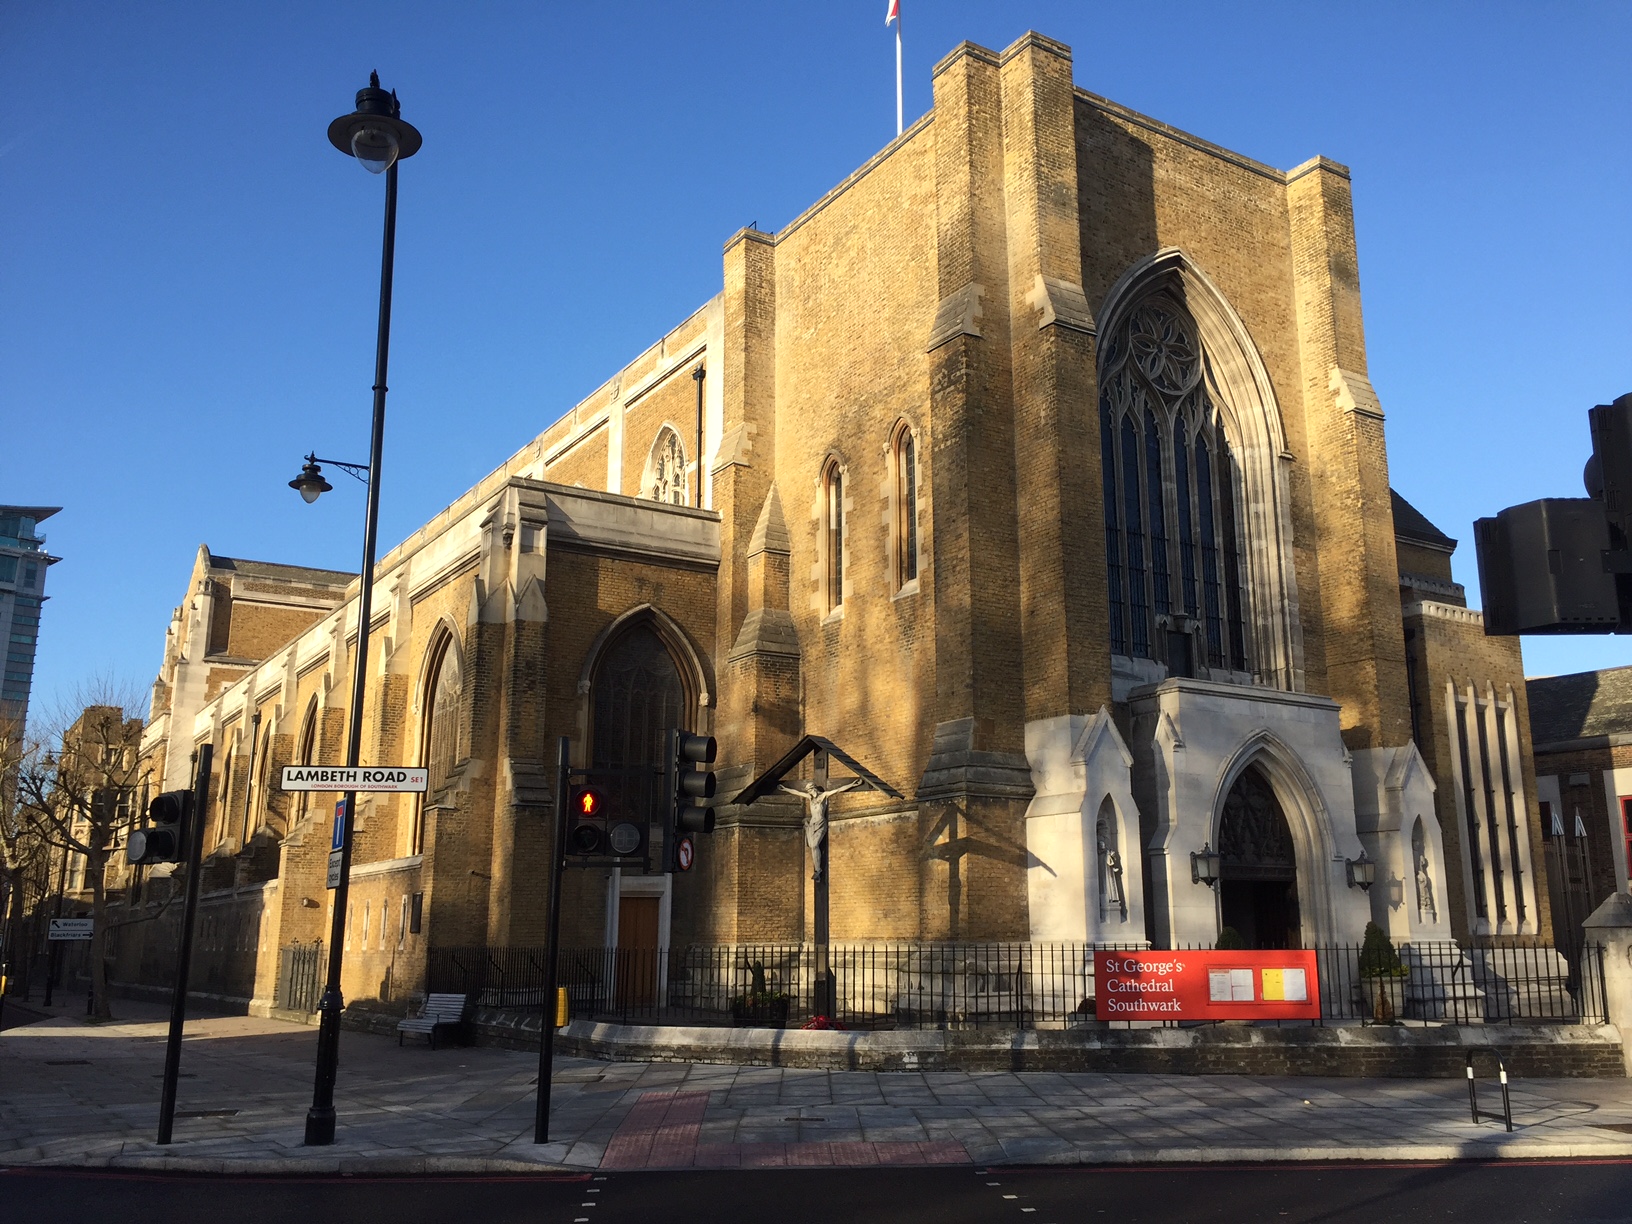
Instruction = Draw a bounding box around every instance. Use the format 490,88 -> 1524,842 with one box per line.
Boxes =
443,1012 -> 1625,1079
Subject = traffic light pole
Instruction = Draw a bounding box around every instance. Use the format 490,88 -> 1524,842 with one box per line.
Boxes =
157,744 -> 211,1145
535,735 -> 571,1144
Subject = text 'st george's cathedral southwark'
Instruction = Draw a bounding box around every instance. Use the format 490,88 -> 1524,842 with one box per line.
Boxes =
125,32 -> 1546,1012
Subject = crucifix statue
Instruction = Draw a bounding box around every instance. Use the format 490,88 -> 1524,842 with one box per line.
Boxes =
734,736 -> 903,1022
778,776 -> 862,883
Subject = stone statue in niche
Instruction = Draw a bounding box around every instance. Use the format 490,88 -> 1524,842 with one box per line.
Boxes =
778,777 -> 862,882
1412,820 -> 1437,924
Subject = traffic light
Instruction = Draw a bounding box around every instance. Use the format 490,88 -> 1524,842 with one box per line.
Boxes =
567,785 -> 607,856
126,790 -> 194,865
1474,499 -> 1620,635
666,730 -> 716,872
1588,394 -> 1632,552
1475,393 -> 1632,636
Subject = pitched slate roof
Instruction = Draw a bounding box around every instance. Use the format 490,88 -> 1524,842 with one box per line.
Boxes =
1390,488 -> 1457,552
1527,665 -> 1632,744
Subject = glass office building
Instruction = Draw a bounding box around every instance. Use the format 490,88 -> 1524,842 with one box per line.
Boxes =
0,506 -> 60,730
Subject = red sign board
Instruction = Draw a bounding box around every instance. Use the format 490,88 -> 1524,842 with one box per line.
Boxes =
1094,950 -> 1321,1021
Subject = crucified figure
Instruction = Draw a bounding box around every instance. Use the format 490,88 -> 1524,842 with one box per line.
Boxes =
778,777 -> 863,882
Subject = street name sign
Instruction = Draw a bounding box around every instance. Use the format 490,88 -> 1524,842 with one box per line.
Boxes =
282,766 -> 428,793
48,918 -> 94,941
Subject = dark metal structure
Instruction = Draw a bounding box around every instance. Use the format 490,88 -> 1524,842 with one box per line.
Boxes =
301,74 -> 422,1148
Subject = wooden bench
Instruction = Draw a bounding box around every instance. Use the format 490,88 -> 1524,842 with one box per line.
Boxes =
396,993 -> 471,1049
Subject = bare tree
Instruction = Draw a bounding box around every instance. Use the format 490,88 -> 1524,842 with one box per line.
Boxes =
11,681 -> 147,1019
0,711 -> 51,993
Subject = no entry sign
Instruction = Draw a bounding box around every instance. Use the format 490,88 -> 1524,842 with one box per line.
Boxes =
1094,949 -> 1321,1021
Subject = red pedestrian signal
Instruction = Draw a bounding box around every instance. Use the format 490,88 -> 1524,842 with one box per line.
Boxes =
567,786 -> 607,855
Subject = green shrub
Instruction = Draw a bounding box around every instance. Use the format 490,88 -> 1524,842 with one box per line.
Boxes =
1215,925 -> 1247,950
1358,921 -> 1406,977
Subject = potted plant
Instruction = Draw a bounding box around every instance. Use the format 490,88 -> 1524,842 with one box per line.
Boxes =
730,959 -> 791,1028
1357,921 -> 1408,1022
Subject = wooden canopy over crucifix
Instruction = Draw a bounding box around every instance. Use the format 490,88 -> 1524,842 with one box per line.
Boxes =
733,735 -> 903,807
734,736 -> 902,1020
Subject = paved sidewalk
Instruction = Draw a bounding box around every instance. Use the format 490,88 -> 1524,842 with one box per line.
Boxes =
5,1007 -> 1632,1172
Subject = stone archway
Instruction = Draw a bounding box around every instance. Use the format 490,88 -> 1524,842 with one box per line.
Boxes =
1217,764 -> 1302,948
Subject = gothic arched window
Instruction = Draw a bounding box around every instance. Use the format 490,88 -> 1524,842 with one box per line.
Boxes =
591,623 -> 687,826
294,699 -> 318,825
822,459 -> 845,612
1100,294 -> 1249,674
891,424 -> 919,590
645,428 -> 688,506
416,630 -> 462,855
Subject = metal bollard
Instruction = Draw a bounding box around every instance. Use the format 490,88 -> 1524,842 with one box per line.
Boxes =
1466,1050 -> 1514,1132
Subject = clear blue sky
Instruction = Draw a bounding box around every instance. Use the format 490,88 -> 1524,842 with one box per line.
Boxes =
3,1 -> 1630,732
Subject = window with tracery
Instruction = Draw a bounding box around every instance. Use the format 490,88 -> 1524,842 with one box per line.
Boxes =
823,460 -> 845,611
1100,295 -> 1249,673
892,425 -> 918,590
592,624 -> 686,829
646,428 -> 688,506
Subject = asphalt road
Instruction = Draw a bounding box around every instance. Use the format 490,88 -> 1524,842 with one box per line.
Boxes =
6,1161 -> 1632,1223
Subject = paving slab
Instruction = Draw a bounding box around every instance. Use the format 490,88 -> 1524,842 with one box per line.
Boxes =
5,1003 -> 1632,1172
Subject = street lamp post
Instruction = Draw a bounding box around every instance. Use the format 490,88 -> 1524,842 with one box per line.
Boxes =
299,73 -> 421,1148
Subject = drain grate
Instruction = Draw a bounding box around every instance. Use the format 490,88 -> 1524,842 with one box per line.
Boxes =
45,1059 -> 91,1066
174,1109 -> 239,1119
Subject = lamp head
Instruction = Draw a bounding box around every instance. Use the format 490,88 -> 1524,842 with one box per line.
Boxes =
289,455 -> 333,504
328,71 -> 422,173
1347,851 -> 1377,892
1191,841 -> 1222,887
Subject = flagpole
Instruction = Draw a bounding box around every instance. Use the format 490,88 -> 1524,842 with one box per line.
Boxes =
894,13 -> 903,136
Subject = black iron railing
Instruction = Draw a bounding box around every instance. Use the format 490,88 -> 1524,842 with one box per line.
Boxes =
427,939 -> 1607,1030
275,942 -> 324,1013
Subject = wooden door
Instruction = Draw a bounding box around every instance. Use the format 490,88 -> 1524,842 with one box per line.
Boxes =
615,895 -> 660,1011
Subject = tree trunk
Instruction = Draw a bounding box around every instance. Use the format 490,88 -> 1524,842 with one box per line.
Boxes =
87,850 -> 111,1020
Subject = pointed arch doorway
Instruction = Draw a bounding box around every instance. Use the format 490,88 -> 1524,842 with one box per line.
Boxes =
1217,765 -> 1302,949
590,619 -> 689,1006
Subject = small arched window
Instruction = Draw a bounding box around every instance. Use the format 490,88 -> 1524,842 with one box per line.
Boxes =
417,630 -> 463,855
217,743 -> 236,849
822,459 -> 845,612
245,722 -> 274,842
892,424 -> 919,590
295,699 -> 318,824
645,427 -> 688,506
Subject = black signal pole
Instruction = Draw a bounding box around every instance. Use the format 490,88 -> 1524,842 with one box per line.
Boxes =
157,744 -> 211,1145
302,76 -> 422,1148
535,736 -> 571,1144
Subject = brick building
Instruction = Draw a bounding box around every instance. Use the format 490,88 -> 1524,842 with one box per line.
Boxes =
116,31 -> 1556,1015
1527,667 -> 1632,952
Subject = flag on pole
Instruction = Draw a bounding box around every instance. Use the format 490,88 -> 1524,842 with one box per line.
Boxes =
886,1 -> 902,136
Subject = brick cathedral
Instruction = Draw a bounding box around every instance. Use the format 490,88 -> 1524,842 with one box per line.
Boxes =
118,32 -> 1547,1013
